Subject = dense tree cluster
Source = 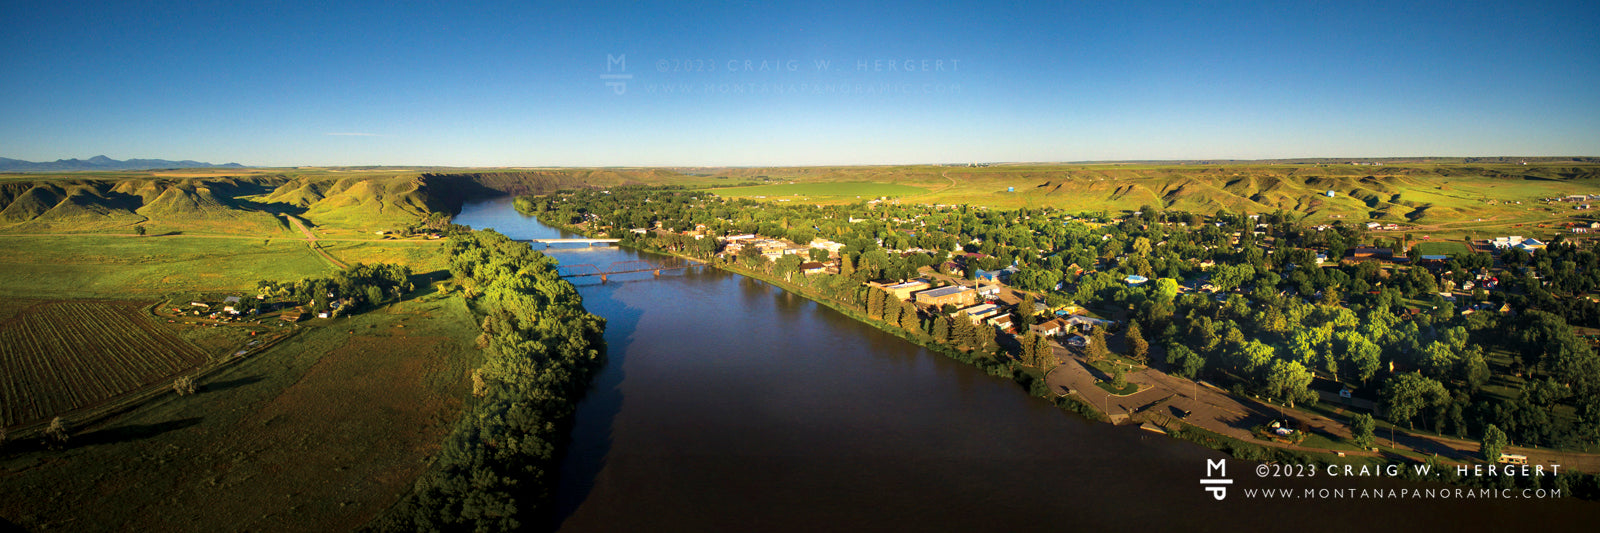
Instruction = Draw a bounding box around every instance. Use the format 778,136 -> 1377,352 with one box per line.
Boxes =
256,262 -> 414,315
381,230 -> 606,532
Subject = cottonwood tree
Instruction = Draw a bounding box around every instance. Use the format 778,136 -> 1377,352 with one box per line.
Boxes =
1350,413 -> 1376,449
1381,372 -> 1449,430
1481,424 -> 1509,462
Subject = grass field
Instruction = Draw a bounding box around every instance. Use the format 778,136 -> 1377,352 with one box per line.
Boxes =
0,300 -> 208,427
0,236 -> 334,297
708,181 -> 930,199
1412,241 -> 1473,256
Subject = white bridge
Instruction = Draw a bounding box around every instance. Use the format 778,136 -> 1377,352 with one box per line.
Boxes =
516,238 -> 622,246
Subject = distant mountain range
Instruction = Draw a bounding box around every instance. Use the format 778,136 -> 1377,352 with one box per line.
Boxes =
0,155 -> 246,172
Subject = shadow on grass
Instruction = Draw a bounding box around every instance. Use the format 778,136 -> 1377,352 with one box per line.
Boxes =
203,375 -> 265,393
75,417 -> 203,447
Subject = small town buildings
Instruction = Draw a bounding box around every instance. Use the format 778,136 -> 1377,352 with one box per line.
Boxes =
986,314 -> 1015,332
800,261 -> 827,274
1124,274 -> 1149,285
1030,317 -> 1070,338
1062,314 -> 1113,333
954,303 -> 1003,323
915,285 -> 978,308
884,279 -> 933,300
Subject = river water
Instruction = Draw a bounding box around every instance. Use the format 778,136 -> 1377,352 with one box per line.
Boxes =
453,197 -> 1597,532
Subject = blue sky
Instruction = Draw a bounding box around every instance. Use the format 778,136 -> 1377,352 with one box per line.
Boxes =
2,0 -> 1596,166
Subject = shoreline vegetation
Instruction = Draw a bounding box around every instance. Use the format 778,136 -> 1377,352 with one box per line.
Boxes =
512,190 -> 1600,499
367,230 -> 607,532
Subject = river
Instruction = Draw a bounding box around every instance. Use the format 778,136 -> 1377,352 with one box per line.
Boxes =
452,196 -> 1598,532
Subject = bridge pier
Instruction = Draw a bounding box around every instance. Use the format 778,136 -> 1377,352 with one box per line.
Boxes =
600,274 -> 608,283
653,269 -> 661,277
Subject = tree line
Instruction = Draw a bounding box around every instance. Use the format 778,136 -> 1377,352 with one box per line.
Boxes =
373,230 -> 606,532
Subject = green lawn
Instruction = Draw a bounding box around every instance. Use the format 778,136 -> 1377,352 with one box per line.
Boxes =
1413,241 -> 1473,256
709,181 -> 930,199
1096,380 -> 1139,395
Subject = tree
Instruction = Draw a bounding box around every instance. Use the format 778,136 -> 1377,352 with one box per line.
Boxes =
1350,413 -> 1376,449
975,322 -> 997,353
932,315 -> 951,343
1017,297 -> 1038,326
133,225 -> 146,236
867,288 -> 886,318
1265,360 -> 1316,408
1126,320 -> 1149,363
1381,372 -> 1449,430
45,416 -> 68,444
898,301 -> 920,332
1481,424 -> 1509,463
1087,326 -> 1109,360
1111,363 -> 1128,390
1033,334 -> 1056,368
172,376 -> 196,396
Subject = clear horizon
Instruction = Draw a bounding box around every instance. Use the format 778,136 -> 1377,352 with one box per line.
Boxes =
3,1 -> 1597,167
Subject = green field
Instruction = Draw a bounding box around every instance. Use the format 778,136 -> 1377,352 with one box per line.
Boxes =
709,181 -> 930,199
1412,241 -> 1474,256
0,236 -> 334,297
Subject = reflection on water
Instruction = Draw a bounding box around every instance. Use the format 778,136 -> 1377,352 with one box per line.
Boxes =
451,197 -> 1600,532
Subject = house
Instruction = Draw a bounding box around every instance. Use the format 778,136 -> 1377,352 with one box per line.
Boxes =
809,238 -> 845,254
955,303 -> 1003,323
976,283 -> 1001,298
915,285 -> 978,308
1325,190 -> 1336,198
1065,334 -> 1090,348
189,301 -> 210,308
986,314 -> 1015,332
1063,314 -> 1113,333
1030,317 -> 1070,338
223,295 -> 241,305
1124,274 -> 1149,285
975,269 -> 1002,282
800,261 -> 827,274
884,279 -> 933,300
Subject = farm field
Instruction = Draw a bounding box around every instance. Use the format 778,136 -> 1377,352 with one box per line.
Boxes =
0,299 -> 207,427
707,181 -> 930,199
0,294 -> 482,532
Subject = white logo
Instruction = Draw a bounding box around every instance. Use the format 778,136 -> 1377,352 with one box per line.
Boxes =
601,54 -> 632,95
1201,458 -> 1232,500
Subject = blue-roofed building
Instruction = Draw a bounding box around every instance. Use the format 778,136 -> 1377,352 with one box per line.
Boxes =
1124,274 -> 1149,285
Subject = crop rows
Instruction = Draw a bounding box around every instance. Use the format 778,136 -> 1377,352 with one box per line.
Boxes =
0,301 -> 208,427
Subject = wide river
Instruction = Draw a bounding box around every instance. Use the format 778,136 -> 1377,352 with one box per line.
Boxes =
454,197 -> 1597,532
